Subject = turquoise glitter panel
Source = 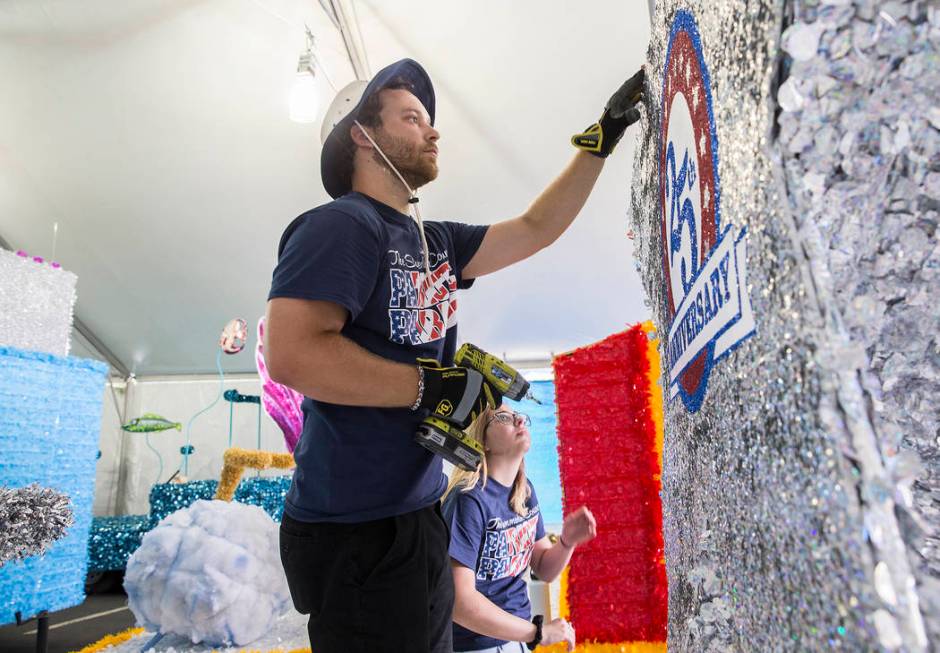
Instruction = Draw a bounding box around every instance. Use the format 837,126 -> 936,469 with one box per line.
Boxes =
87,515 -> 150,573
148,476 -> 292,526
0,346 -> 107,626
87,477 -> 291,572
505,380 -> 562,524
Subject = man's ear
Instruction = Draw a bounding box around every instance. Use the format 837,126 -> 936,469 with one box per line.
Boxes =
350,123 -> 374,149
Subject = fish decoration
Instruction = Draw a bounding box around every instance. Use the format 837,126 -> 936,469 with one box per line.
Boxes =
121,413 -> 182,433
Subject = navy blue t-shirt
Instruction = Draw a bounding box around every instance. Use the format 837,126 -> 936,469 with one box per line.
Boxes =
268,191 -> 488,523
442,477 -> 546,651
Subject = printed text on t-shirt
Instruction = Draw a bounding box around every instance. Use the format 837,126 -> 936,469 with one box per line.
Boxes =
388,252 -> 458,345
477,511 -> 539,581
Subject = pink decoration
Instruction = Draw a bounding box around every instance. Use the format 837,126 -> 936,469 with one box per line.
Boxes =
255,317 -> 304,453
12,250 -> 60,269
219,318 -> 248,354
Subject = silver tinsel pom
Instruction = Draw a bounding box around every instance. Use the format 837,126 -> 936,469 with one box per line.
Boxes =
0,484 -> 74,566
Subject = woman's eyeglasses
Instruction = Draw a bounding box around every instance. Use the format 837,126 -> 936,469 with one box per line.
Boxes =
487,411 -> 532,427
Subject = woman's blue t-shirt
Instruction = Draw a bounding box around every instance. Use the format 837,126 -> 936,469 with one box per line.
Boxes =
442,477 -> 546,651
268,191 -> 488,523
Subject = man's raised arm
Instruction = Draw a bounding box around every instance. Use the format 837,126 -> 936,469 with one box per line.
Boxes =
462,67 -> 646,280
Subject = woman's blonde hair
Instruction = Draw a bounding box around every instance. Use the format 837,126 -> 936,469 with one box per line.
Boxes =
442,407 -> 532,516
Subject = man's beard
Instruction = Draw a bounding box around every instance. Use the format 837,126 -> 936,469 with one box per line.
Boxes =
370,129 -> 438,189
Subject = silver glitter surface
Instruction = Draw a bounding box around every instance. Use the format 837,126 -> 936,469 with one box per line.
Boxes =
631,0 -> 932,649
0,249 -> 76,357
778,0 -> 940,644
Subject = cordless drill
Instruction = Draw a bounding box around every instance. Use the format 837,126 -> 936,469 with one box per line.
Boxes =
414,344 -> 538,471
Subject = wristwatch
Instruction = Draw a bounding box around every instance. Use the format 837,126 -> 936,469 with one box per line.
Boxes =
526,614 -> 543,650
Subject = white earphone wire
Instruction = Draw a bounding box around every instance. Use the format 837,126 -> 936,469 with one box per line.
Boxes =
353,120 -> 433,285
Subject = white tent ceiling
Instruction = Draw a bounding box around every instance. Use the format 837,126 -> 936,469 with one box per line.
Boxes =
0,0 -> 652,375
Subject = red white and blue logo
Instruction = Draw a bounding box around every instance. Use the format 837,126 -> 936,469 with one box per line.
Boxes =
660,9 -> 756,413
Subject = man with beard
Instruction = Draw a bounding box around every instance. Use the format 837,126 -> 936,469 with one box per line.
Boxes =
265,58 -> 643,653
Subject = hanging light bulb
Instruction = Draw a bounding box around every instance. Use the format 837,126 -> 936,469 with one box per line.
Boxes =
289,27 -> 319,123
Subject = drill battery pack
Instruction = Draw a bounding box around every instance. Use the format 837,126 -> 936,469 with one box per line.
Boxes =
414,415 -> 484,471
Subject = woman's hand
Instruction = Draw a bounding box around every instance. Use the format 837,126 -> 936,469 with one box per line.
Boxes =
560,506 -> 597,548
540,617 -> 576,650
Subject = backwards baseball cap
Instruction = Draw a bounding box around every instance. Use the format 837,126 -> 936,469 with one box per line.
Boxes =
319,58 -> 436,199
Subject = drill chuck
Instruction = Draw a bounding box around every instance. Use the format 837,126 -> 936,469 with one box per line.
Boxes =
454,343 -> 530,402
505,375 -> 530,403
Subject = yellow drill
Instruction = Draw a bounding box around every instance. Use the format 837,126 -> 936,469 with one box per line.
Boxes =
454,343 -> 540,404
415,344 -> 539,471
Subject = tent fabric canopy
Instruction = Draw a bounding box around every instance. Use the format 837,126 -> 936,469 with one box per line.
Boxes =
0,0 -> 651,375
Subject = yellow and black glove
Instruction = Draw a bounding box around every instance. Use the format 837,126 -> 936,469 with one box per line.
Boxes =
417,358 -> 502,429
572,67 -> 646,158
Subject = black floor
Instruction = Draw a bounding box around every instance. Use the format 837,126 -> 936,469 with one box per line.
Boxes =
0,573 -> 138,653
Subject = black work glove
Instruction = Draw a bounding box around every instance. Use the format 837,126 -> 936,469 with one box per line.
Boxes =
417,359 -> 502,429
571,67 -> 645,158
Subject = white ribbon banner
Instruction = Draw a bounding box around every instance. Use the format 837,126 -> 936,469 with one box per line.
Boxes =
667,226 -> 755,399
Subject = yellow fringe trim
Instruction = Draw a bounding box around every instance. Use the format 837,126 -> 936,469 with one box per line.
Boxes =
69,627 -> 145,653
69,624 -> 665,653
215,447 -> 296,501
558,565 -> 570,620
71,626 -> 316,653
210,649 -> 311,653
68,627 -> 667,653
641,321 -> 664,472
642,322 -> 668,568
537,642 -> 666,652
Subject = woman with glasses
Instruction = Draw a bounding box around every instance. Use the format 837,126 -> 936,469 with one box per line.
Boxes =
441,404 -> 596,652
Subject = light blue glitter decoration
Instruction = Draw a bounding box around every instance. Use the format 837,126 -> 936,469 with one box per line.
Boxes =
87,476 -> 292,572
0,346 -> 107,626
505,380 -> 562,524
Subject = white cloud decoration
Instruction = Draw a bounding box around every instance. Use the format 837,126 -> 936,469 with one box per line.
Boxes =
124,499 -> 291,647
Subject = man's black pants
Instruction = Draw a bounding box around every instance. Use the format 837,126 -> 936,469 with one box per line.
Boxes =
279,503 -> 454,653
